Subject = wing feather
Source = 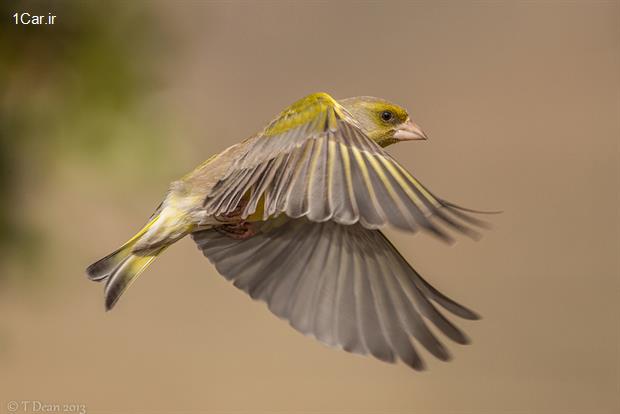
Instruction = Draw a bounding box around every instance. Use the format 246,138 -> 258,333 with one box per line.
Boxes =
284,139 -> 315,218
203,92 -> 482,239
367,251 -> 424,369
337,239 -> 366,354
334,140 -> 359,224
312,220 -> 344,347
307,136 -> 330,221
192,218 -> 480,370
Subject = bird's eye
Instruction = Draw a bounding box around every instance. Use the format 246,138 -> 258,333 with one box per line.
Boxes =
381,111 -> 394,122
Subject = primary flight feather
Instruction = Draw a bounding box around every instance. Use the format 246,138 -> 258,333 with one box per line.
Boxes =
87,92 -> 489,370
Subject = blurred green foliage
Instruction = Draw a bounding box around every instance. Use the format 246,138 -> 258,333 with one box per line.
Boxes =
0,1 -> 169,276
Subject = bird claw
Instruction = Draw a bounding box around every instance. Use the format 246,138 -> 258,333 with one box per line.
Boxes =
214,202 -> 246,224
215,213 -> 240,224
215,221 -> 256,240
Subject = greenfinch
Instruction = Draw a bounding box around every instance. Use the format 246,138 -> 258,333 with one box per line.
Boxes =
87,92 -> 488,370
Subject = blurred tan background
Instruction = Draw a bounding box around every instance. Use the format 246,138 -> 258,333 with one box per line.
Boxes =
1,1 -> 618,413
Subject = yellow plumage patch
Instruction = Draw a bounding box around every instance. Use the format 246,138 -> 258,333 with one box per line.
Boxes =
263,92 -> 345,137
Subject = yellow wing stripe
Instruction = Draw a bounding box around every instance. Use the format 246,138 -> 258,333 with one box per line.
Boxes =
327,139 -> 337,211
338,142 -> 359,215
377,156 -> 432,216
327,106 -> 339,131
307,136 -> 324,197
392,162 -> 442,208
350,146 -> 385,220
264,92 -> 343,137
363,152 -> 411,222
284,139 -> 314,201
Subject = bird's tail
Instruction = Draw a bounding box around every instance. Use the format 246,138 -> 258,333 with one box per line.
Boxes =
86,214 -> 166,311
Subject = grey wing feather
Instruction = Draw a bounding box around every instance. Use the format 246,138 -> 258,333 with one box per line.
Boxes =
192,218 -> 479,370
203,102 -> 483,242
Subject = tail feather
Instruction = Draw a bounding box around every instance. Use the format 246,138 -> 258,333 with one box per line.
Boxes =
86,213 -> 166,310
86,244 -> 133,282
104,248 -> 165,311
86,214 -> 160,282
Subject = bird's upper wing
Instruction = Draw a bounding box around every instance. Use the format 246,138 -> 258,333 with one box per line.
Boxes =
192,218 -> 480,370
203,92 -> 479,242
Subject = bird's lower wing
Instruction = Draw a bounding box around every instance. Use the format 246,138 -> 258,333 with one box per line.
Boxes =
192,218 -> 479,370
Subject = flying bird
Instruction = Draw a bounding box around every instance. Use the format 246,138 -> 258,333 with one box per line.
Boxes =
87,92 -> 491,370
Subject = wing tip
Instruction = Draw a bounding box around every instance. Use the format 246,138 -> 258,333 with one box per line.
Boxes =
402,356 -> 427,371
441,199 -> 503,215
439,199 -> 501,230
460,307 -> 482,321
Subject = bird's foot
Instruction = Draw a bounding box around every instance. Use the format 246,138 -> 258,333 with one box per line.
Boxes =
215,221 -> 256,240
214,203 -> 245,224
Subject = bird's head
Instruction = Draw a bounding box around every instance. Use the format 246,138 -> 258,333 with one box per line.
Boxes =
339,96 -> 428,147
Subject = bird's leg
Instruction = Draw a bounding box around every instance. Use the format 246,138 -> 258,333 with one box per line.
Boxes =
213,191 -> 253,223
214,204 -> 244,224
213,197 -> 256,240
214,220 -> 256,240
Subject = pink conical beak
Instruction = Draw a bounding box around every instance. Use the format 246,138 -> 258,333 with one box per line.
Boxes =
394,120 -> 428,141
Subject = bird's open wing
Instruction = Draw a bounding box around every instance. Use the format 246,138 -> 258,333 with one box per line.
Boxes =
192,218 -> 479,370
203,92 -> 479,242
